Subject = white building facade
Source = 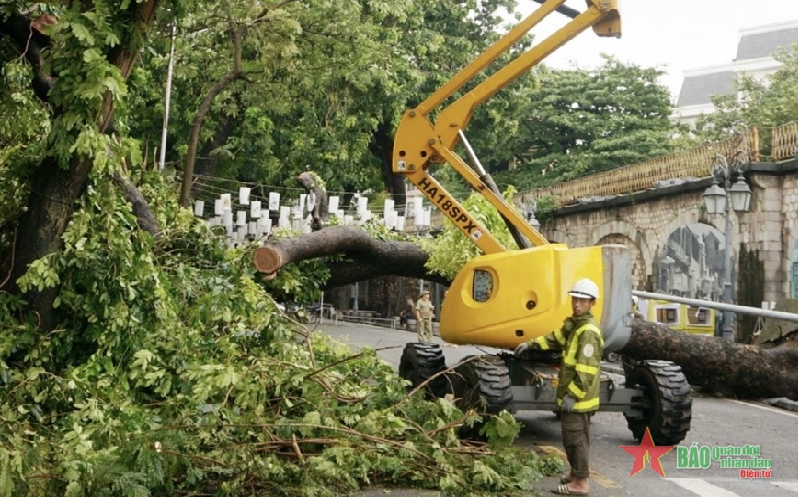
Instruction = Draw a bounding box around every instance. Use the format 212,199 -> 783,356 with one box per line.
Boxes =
673,20 -> 798,127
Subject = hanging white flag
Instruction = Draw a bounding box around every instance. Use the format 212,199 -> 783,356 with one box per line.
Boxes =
396,215 -> 406,231
257,216 -> 272,235
384,209 -> 396,229
214,198 -> 223,215
236,210 -> 247,226
239,187 -> 251,205
250,200 -> 261,219
291,206 -> 302,230
328,195 -> 339,213
299,193 -> 307,213
222,209 -> 234,227
193,200 -> 205,217
220,194 -> 232,210
279,206 -> 290,227
269,192 -> 281,211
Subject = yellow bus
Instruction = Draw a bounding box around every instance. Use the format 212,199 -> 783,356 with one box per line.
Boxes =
637,299 -> 716,336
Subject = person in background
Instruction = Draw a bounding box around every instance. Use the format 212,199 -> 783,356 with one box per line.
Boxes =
514,278 -> 603,496
415,290 -> 435,343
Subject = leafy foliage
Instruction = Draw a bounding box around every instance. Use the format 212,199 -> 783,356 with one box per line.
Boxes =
0,170 -> 562,495
491,56 -> 678,190
425,187 -> 522,280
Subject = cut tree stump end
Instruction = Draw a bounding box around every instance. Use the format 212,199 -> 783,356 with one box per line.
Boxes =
254,247 -> 282,274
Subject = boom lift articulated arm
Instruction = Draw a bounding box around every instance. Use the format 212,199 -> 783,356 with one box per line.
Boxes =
392,0 -> 620,254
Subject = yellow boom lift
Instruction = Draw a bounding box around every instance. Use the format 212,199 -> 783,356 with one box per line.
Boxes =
395,0 -> 692,445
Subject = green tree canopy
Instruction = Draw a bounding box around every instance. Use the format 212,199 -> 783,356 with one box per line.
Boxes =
485,55 -> 677,190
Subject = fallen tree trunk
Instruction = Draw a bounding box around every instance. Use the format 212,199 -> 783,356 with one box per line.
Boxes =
253,226 -> 450,288
253,227 -> 798,400
622,318 -> 798,400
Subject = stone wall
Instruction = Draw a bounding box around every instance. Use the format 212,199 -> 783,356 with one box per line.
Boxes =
537,161 -> 798,303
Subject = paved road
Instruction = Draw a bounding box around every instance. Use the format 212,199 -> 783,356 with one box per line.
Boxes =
315,321 -> 798,496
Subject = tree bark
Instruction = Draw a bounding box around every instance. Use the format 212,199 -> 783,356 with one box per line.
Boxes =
194,112 -> 239,177
179,25 -> 249,207
112,172 -> 161,237
622,318 -> 798,400
253,228 -> 798,400
253,226 -> 449,288
370,121 -> 407,212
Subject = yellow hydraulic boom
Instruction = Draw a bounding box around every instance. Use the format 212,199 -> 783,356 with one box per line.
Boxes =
392,0 -> 630,350
392,0 -> 620,254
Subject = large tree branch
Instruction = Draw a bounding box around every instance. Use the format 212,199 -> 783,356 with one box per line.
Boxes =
253,226 -> 449,288
112,172 -> 160,237
622,318 -> 798,400
179,26 -> 246,207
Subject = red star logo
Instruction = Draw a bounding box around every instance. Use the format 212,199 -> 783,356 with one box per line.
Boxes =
619,427 -> 675,477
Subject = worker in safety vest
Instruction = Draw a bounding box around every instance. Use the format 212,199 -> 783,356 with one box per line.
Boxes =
514,278 -> 603,496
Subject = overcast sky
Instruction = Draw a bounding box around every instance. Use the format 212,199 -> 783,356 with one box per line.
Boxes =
513,0 -> 798,101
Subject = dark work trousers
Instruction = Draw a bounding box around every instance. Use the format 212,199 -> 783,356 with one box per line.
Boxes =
561,411 -> 592,478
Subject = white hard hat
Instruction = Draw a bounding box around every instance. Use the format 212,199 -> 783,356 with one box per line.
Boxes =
568,278 -> 599,300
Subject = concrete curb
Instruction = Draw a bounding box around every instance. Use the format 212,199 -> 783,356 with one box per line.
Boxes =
763,397 -> 798,411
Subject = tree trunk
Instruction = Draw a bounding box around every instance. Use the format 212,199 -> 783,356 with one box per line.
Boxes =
370,121 -> 407,212
253,228 -> 798,400
5,1 -> 160,331
195,107 -> 240,177
297,172 -> 328,231
253,226 -> 449,288
622,318 -> 798,400
179,27 -> 246,207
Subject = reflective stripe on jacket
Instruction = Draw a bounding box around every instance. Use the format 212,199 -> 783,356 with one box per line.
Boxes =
530,313 -> 604,412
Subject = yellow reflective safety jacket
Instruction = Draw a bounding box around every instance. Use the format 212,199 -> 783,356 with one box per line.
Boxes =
529,312 -> 604,413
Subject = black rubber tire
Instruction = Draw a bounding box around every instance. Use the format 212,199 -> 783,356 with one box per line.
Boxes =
450,355 -> 513,439
398,343 -> 448,399
623,360 -> 692,446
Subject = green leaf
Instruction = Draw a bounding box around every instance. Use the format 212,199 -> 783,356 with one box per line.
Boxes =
71,22 -> 95,45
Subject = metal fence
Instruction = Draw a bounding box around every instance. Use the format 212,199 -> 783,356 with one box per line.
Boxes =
520,122 -> 798,208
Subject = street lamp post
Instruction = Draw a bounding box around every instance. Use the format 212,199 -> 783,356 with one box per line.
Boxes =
526,199 -> 541,231
702,153 -> 752,341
